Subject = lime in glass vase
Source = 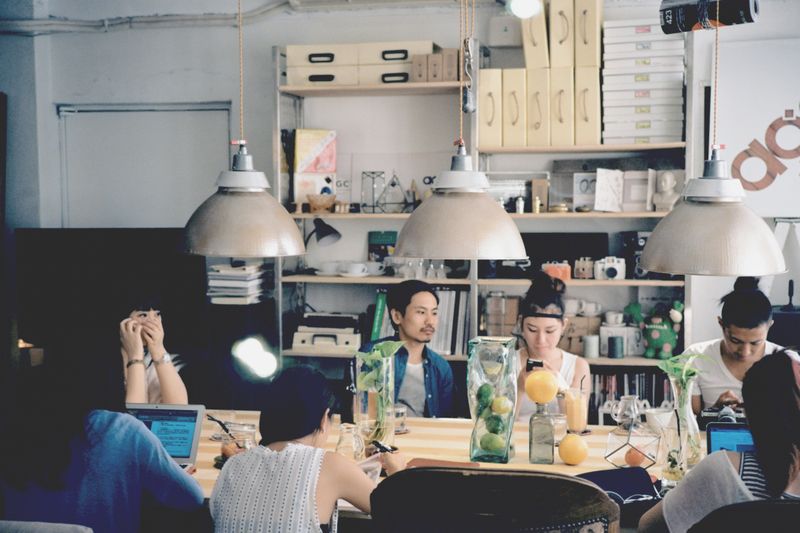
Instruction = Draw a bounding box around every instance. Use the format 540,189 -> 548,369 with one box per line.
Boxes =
354,340 -> 403,448
467,336 -> 518,463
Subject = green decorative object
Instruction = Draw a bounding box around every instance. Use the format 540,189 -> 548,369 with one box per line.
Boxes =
467,337 -> 518,463
638,301 -> 684,359
355,340 -> 403,445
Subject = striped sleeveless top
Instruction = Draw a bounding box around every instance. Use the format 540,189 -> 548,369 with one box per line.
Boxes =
210,443 -> 338,533
739,452 -> 800,501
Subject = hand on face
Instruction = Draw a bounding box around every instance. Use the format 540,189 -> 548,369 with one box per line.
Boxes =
714,390 -> 742,409
119,318 -> 144,363
140,315 -> 166,355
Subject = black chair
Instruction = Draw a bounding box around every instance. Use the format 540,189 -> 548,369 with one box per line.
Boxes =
370,466 -> 620,533
688,499 -> 800,532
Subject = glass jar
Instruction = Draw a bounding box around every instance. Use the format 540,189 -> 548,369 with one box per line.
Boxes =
468,336 -> 518,463
662,376 -> 703,483
335,423 -> 365,461
354,341 -> 400,448
604,395 -> 660,469
529,403 -> 554,464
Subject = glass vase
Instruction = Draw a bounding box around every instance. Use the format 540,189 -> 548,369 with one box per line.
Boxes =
663,376 -> 703,484
467,336 -> 518,463
603,395 -> 660,469
355,351 -> 395,448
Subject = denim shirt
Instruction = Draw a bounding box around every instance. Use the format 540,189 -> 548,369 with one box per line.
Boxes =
358,336 -> 454,418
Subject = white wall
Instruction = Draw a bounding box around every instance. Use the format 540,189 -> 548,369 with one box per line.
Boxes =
2,0 -> 800,341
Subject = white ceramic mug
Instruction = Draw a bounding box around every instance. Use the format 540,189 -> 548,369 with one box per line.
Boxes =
582,334 -> 600,359
318,261 -> 339,275
563,298 -> 585,316
366,261 -> 385,276
581,301 -> 602,317
342,262 -> 368,275
605,311 -> 624,325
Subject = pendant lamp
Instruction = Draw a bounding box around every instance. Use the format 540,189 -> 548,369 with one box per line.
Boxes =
184,0 -> 304,258
641,7 -> 785,276
396,0 -> 526,261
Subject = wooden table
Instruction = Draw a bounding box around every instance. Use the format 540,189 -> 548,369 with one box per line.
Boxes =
196,410 -> 670,499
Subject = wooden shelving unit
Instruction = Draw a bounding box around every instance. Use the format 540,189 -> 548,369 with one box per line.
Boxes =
283,348 -> 467,362
279,81 -> 462,98
478,142 -> 686,154
588,357 -> 662,367
283,275 -> 472,285
478,279 -> 685,288
292,211 -> 667,220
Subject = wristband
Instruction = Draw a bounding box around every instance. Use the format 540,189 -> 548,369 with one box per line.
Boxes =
126,359 -> 145,369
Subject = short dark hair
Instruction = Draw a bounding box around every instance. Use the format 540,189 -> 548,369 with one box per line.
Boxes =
742,351 -> 800,497
720,277 -> 772,329
386,280 -> 439,327
520,270 -> 567,318
259,365 -> 334,445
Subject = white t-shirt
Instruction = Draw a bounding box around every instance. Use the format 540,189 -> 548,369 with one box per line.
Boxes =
683,339 -> 781,409
397,362 -> 426,417
517,349 -> 577,420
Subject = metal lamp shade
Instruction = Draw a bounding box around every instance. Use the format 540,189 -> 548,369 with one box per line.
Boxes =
396,190 -> 527,260
641,200 -> 786,276
185,189 -> 305,258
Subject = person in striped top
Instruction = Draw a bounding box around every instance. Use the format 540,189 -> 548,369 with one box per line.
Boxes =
639,350 -> 800,533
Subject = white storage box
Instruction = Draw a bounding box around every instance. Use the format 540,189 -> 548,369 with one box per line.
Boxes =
603,135 -> 683,144
603,71 -> 684,86
602,19 -> 663,38
549,0 -> 574,67
502,68 -> 527,147
287,65 -> 358,86
603,48 -> 688,61
604,120 -> 684,136
604,40 -> 685,55
358,41 -> 437,64
575,66 -> 600,145
526,68 -> 550,147
602,81 -> 685,91
603,55 -> 685,69
286,44 -> 358,67
603,105 -> 684,121
521,10 -> 549,68
550,66 -> 575,146
603,88 -> 683,102
479,69 -> 503,147
603,33 -> 685,45
358,63 -> 412,85
575,0 -> 602,67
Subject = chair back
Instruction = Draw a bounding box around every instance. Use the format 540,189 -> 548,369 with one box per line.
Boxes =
688,499 -> 800,532
370,466 -> 620,533
0,522 -> 92,533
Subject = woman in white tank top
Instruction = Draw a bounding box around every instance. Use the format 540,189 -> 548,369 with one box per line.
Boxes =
515,272 -> 591,422
211,366 -> 406,533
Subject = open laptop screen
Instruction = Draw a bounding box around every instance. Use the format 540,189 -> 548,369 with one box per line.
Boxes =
706,422 -> 755,454
126,403 -> 205,464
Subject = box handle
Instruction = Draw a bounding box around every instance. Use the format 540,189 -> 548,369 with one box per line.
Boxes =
531,91 -> 542,130
486,92 -> 496,126
309,74 -> 335,83
558,10 -> 570,45
382,49 -> 409,61
557,89 -> 565,124
308,53 -> 335,64
526,18 -> 538,47
510,91 -> 520,126
381,72 -> 409,84
580,9 -> 589,45
581,88 -> 589,122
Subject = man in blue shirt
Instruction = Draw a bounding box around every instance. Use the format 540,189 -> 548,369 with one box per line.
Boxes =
360,280 -> 454,418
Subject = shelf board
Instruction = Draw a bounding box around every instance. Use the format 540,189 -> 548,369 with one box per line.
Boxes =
478,279 -> 685,287
279,81 -> 462,97
588,357 -> 663,367
479,142 -> 686,154
282,348 -> 467,362
292,211 -> 666,220
283,275 -> 472,285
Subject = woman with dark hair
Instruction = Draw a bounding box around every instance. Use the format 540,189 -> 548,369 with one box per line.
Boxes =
0,326 -> 204,532
120,295 -> 188,404
639,350 -> 800,532
515,271 -> 590,420
210,365 -> 405,532
685,277 -> 781,415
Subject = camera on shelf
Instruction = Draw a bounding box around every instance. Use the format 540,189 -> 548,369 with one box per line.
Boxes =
698,405 -> 747,430
574,257 -> 594,279
594,257 -> 626,280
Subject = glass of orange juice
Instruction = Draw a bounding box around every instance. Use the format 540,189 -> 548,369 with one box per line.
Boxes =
565,388 -> 588,434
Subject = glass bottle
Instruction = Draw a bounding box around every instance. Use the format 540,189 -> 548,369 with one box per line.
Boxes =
354,343 -> 397,447
663,376 -> 702,483
529,403 -> 554,464
335,423 -> 365,461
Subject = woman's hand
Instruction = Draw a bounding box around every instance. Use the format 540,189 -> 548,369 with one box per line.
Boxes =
713,390 -> 742,409
380,451 -> 407,476
141,315 -> 166,359
120,318 -> 144,363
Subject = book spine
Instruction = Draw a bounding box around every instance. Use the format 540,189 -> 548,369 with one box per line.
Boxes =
371,290 -> 387,341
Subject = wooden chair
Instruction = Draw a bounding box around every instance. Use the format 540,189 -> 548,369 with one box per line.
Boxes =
370,466 -> 620,533
0,522 -> 92,533
687,500 -> 800,532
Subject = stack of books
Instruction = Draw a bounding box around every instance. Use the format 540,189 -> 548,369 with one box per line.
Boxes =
601,19 -> 686,145
206,264 -> 264,305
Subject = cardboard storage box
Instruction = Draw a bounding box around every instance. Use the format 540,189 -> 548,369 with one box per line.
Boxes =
550,66 -> 575,146
502,68 -> 527,147
427,53 -> 443,82
442,49 -> 459,81
549,0 -> 574,67
358,64 -> 413,85
575,66 -> 600,145
287,65 -> 358,86
479,69 -> 503,147
526,68 -> 550,147
358,41 -> 437,64
411,55 -> 427,82
575,0 -> 602,67
286,44 -> 358,67
521,9 -> 549,68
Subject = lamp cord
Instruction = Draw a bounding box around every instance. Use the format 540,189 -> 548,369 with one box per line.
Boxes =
238,0 -> 245,143
712,0 -> 719,148
456,0 -> 475,148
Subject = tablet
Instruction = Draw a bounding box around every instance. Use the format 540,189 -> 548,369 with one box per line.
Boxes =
706,422 -> 755,454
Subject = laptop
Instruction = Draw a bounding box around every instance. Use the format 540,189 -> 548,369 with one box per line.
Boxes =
127,403 -> 205,467
706,422 -> 755,454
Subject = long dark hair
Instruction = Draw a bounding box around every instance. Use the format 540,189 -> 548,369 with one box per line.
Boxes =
0,324 -> 125,490
742,351 -> 800,497
720,277 -> 773,329
259,365 -> 334,445
520,270 -> 567,318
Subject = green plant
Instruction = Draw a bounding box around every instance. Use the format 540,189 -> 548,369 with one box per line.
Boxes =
355,340 -> 404,442
658,353 -> 704,475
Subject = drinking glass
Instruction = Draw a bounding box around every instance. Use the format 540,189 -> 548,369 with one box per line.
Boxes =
565,388 -> 589,434
394,405 -> 408,434
552,413 -> 568,445
335,423 -> 365,461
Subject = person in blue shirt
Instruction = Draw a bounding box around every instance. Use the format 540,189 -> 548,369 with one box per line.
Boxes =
0,325 -> 204,533
360,280 -> 454,418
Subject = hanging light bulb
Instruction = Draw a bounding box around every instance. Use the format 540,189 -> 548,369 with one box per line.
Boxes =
184,0 -> 304,258
641,5 -> 784,276
396,0 -> 525,260
502,0 -> 542,20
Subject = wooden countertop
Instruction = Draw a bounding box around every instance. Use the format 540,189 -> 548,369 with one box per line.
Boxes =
197,410 -> 675,499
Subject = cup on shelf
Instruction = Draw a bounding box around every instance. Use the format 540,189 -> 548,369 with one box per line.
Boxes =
317,261 -> 340,275
581,301 -> 603,317
341,262 -> 368,276
563,298 -> 585,316
604,311 -> 624,325
366,261 -> 385,276
582,335 -> 600,359
608,336 -> 624,359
